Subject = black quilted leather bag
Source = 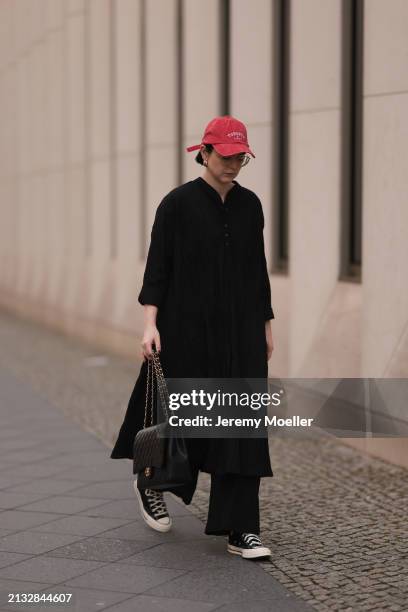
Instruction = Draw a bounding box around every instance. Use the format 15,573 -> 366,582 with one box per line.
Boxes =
132,422 -> 167,475
133,348 -> 192,490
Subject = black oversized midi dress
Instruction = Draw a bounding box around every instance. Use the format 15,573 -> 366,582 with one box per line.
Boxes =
110,176 -> 275,492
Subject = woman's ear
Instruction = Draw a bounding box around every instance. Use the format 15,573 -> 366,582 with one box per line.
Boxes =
200,146 -> 207,166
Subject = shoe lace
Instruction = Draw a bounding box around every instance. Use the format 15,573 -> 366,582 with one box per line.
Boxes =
145,489 -> 168,517
241,533 -> 262,547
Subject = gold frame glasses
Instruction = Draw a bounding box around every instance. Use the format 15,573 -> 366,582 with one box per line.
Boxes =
215,151 -> 251,167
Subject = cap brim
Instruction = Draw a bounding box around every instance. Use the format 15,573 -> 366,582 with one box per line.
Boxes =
213,143 -> 255,158
186,144 -> 202,152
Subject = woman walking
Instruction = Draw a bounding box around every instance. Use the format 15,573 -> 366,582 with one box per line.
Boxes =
110,115 -> 275,560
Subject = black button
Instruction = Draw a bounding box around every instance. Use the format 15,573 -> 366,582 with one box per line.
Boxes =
224,223 -> 228,228
225,242 -> 229,247
224,232 -> 229,237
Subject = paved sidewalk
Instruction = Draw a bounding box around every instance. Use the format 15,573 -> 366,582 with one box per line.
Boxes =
0,364 -> 310,611
0,309 -> 407,611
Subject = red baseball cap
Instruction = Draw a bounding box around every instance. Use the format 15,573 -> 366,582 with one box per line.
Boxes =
186,115 -> 255,158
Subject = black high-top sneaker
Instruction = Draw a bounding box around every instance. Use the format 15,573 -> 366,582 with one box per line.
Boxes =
134,481 -> 172,532
227,532 -> 271,559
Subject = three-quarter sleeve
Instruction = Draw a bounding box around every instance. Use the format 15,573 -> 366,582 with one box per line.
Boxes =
138,196 -> 175,309
255,196 -> 275,321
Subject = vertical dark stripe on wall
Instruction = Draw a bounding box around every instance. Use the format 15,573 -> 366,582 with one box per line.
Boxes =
109,0 -> 118,259
62,8 -> 69,258
341,0 -> 363,281
84,0 -> 91,257
176,0 -> 184,185
140,0 -> 147,259
219,0 -> 230,115
272,0 -> 290,273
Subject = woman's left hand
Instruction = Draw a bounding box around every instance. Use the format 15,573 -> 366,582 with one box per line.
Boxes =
265,320 -> 274,361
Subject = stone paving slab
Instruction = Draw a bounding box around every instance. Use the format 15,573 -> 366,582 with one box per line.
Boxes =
91,516 -> 215,543
59,481 -> 140,500
0,533 -> 86,556
94,594 -> 220,611
0,553 -> 33,570
45,537 -> 159,563
0,493 -> 59,511
0,478 -> 34,491
13,497 -> 112,516
0,464 -> 92,482
0,556 -> 106,584
0,533 -> 16,540
113,539 -> 253,570
75,498 -> 191,520
64,563 -> 186,595
30,515 -> 134,538
0,513 -> 65,533
3,480 -> 89,497
144,564 -> 303,605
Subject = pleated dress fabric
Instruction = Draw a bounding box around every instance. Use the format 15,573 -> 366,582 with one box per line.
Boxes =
110,176 -> 275,503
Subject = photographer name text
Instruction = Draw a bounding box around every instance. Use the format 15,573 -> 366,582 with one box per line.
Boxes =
168,415 -> 314,428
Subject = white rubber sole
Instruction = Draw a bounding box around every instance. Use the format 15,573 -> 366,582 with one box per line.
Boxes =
227,543 -> 271,559
133,481 -> 172,533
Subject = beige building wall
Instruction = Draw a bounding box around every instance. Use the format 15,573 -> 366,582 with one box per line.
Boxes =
229,0 -> 289,377
362,0 -> 408,378
0,1 -> 407,463
289,0 -> 350,378
183,0 -> 220,180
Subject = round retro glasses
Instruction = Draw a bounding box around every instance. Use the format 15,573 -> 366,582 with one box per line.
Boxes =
215,151 -> 251,167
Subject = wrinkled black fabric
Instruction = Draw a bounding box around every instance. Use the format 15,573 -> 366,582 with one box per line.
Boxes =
110,177 -> 275,488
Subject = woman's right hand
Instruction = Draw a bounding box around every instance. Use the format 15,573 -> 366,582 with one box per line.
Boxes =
141,323 -> 161,361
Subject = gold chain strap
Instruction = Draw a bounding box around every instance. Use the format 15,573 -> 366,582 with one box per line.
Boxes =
143,358 -> 154,428
140,349 -> 169,479
151,348 -> 169,420
142,348 -> 169,429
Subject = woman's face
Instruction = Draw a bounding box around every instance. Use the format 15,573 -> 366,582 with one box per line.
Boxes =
201,146 -> 245,184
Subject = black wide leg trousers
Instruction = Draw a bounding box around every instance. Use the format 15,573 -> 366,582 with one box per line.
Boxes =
150,438 -> 262,536
204,472 -> 261,536
162,468 -> 261,536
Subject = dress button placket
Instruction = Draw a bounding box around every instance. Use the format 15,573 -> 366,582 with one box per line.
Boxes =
223,204 -> 229,246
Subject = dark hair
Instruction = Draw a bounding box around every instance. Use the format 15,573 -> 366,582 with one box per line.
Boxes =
195,144 -> 213,165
